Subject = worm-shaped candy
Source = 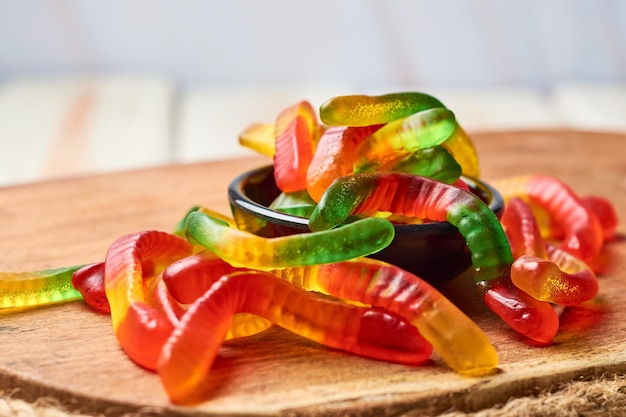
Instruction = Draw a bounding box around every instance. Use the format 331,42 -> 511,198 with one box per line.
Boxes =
146,272 -> 187,326
307,172 -> 560,342
238,123 -> 275,157
306,124 -> 382,202
163,252 -> 433,353
352,108 -> 457,173
318,93 -> 480,178
104,230 -> 193,370
269,190 -> 318,217
72,262 -> 109,313
271,258 -> 498,376
481,281 -> 559,344
389,146 -> 462,185
162,252 -> 272,340
442,125 -> 480,178
492,175 -> 604,263
308,172 -> 512,283
0,265 -> 83,308
184,210 -> 395,270
502,198 -> 598,306
582,195 -> 619,242
273,100 -> 319,193
158,270 -> 433,404
319,92 -> 445,127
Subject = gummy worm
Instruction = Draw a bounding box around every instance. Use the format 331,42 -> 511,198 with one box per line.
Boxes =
308,172 -> 512,283
161,250 -> 497,375
184,209 -> 395,270
582,195 -> 619,242
307,172 -> 563,342
158,270 -> 433,404
492,174 -> 604,263
442,125 -> 480,178
319,92 -> 480,177
389,145 -> 462,185
269,190 -> 318,217
72,262 -> 109,314
502,197 -> 598,306
0,265 -> 83,309
162,252 -> 433,356
273,100 -> 318,193
306,124 -> 382,202
352,107 -> 457,173
238,123 -> 276,157
271,258 -> 498,375
162,252 -> 272,340
104,230 -> 193,370
319,92 -> 445,127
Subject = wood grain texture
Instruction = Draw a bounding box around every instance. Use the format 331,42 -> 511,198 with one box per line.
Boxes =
0,130 -> 624,416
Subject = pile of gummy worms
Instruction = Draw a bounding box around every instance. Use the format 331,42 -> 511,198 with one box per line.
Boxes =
0,92 -> 619,404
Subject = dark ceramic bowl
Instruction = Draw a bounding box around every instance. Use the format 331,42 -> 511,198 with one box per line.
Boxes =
228,165 -> 504,286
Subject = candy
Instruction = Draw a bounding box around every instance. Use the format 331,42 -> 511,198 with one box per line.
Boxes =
184,208 -> 395,270
319,92 -> 480,178
352,108 -> 457,173
273,100 -> 319,193
307,171 -> 566,343
582,195 -> 619,241
104,230 -> 193,370
238,123 -> 275,157
158,270 -> 433,403
493,174 -> 604,263
309,172 -> 511,283
319,92 -> 445,127
0,265 -> 83,308
502,197 -> 598,306
72,262 -> 109,313
389,145 -> 462,184
306,124 -> 382,202
272,258 -> 498,375
481,282 -> 559,344
269,190 -> 317,217
0,91 -> 616,405
162,252 -> 271,340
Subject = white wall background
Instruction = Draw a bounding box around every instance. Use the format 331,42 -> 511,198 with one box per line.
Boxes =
1,0 -> 625,186
1,0 -> 625,91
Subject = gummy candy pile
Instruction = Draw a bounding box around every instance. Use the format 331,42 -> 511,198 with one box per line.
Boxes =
0,92 -> 618,404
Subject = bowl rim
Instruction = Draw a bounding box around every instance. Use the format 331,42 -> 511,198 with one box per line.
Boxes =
228,165 -> 504,234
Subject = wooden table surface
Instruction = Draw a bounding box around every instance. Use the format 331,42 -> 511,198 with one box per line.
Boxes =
0,130 -> 624,416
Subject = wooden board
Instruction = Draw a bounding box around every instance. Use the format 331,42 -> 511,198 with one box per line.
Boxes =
0,130 -> 625,416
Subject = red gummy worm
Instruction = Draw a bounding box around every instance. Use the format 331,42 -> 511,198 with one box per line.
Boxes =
496,175 -> 604,263
273,100 -> 318,193
158,271 -> 432,403
502,197 -> 599,306
72,262 -> 109,314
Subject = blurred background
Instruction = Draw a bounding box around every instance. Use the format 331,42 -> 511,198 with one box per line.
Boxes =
0,0 -> 625,186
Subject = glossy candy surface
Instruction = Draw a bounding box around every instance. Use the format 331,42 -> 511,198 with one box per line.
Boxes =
238,123 -> 275,157
185,209 -> 395,270
0,265 -> 83,308
502,197 -> 598,306
272,258 -> 498,375
273,100 -> 318,193
306,124 -> 381,202
72,262 -> 109,313
319,92 -> 445,127
352,108 -> 457,173
309,172 -> 512,283
493,174 -> 604,263
104,230 -> 193,370
158,270 -> 433,403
